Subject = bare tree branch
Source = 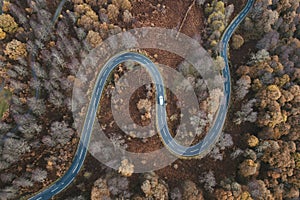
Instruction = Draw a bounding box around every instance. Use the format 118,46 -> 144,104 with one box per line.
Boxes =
176,0 -> 196,38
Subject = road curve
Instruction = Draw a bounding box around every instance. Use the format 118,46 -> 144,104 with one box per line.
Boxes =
29,1 -> 254,199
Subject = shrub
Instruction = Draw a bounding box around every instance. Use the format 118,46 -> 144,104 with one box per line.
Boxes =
31,168 -> 47,183
4,40 -> 27,60
0,14 -> 18,34
107,4 -> 119,22
231,34 -> 244,50
0,28 -> 6,40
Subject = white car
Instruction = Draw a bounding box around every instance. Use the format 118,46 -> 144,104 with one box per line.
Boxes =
159,95 -> 164,106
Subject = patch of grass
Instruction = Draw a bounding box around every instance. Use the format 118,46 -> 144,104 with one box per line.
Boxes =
0,89 -> 12,118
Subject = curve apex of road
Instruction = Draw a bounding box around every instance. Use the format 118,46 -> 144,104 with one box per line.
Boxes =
29,1 -> 254,199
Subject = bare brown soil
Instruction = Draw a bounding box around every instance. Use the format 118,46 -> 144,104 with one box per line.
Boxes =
97,81 -> 165,153
132,0 -> 204,69
132,0 -> 203,37
230,40 -> 257,67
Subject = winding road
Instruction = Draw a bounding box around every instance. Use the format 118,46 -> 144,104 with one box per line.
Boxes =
29,0 -> 254,199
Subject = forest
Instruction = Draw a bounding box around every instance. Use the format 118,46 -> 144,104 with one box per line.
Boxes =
0,0 -> 299,199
